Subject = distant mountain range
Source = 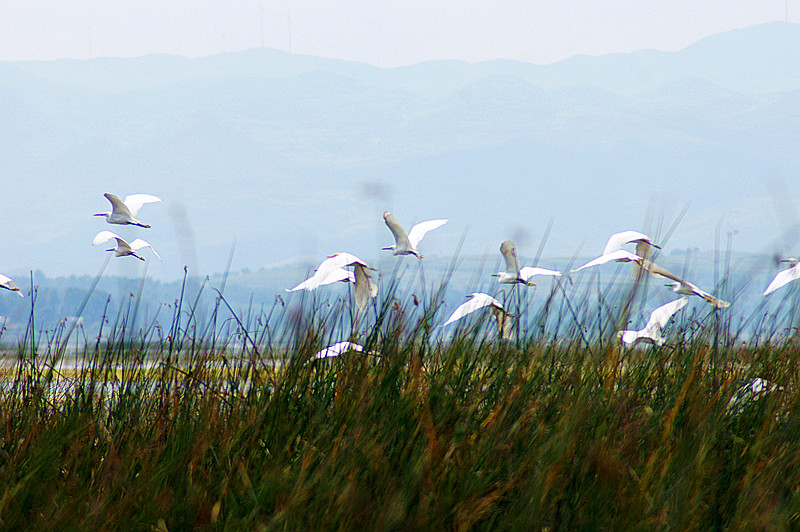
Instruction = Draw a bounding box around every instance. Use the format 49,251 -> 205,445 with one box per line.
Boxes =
0,22 -> 798,289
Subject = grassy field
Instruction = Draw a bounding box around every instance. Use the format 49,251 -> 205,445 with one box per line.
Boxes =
1,268 -> 799,530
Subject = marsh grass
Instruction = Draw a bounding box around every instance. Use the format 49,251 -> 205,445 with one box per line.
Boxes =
1,258 -> 800,530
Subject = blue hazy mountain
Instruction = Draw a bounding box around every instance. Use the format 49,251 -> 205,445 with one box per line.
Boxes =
0,22 -> 798,284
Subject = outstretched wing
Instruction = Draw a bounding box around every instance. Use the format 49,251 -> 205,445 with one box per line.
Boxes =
129,239 -> 162,261
407,218 -> 448,249
644,297 -> 688,336
123,194 -> 162,217
286,268 -> 354,292
603,230 -> 657,256
764,263 -> 800,295
312,341 -> 363,361
92,230 -> 122,246
573,249 -> 642,272
519,266 -> 561,281
353,263 -> 377,311
383,212 -> 410,248
442,292 -> 504,327
104,193 -> 132,218
500,240 -> 520,277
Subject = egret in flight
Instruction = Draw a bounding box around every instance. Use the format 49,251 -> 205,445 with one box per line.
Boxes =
642,261 -> 730,308
92,231 -> 162,261
442,292 -> 513,339
0,274 -> 23,297
494,239 -> 561,285
573,230 -> 659,273
618,297 -> 688,346
289,253 -> 377,311
382,211 -> 448,258
94,193 -> 161,228
763,258 -> 800,296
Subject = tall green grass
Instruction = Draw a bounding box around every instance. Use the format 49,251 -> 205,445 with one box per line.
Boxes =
1,260 -> 799,530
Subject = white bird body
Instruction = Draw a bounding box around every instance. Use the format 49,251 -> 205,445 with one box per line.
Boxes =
0,273 -> 23,297
286,268 -> 355,292
442,292 -> 513,339
642,261 -> 729,308
603,230 -> 660,256
495,239 -> 561,285
94,193 -> 161,228
92,231 -> 162,261
764,261 -> 800,296
573,249 -> 644,273
382,211 -> 448,258
311,341 -> 363,361
618,297 -> 688,346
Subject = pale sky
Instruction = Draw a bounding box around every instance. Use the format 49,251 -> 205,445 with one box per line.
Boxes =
0,1 -> 792,66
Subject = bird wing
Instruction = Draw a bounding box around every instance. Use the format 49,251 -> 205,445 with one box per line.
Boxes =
383,212 -> 410,248
643,297 -> 688,337
764,263 -> 800,295
286,268 -> 354,292
104,193 -> 133,218
129,239 -> 162,261
603,230 -> 654,256
353,264 -> 377,311
640,260 -> 683,283
312,341 -> 363,360
573,249 -> 642,272
519,266 -> 562,281
442,293 -> 504,327
407,219 -> 448,249
92,230 -> 122,246
0,273 -> 20,292
500,240 -> 520,277
123,194 -> 162,217
305,253 -> 369,290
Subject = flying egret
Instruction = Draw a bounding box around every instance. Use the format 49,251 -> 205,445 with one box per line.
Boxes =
494,239 -> 561,285
92,231 -> 162,261
0,274 -> 23,297
572,249 -> 645,273
311,341 -> 363,361
642,261 -> 729,308
94,193 -> 161,228
764,259 -> 800,296
618,297 -> 688,346
286,268 -> 355,292
442,292 -> 514,339
291,253 -> 377,311
382,211 -> 448,258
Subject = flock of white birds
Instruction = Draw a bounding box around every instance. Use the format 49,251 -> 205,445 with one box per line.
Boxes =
2,194 -> 800,356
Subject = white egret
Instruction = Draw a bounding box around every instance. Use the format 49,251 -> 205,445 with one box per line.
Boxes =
0,274 -> 23,297
94,193 -> 161,228
442,292 -> 513,339
290,253 -> 377,311
494,239 -> 561,285
618,297 -> 688,346
642,261 -> 730,308
92,231 -> 162,261
286,268 -> 354,292
311,341 -> 363,361
382,211 -> 448,258
764,259 -> 800,296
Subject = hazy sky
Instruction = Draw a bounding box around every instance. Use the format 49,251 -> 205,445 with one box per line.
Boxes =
0,1 -> 792,66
